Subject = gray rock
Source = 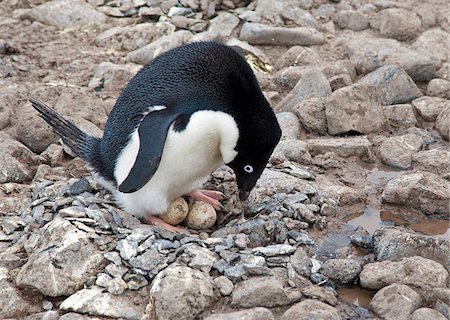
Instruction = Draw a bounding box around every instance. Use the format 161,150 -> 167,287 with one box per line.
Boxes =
373,228 -> 450,271
383,104 -> 418,128
126,30 -> 193,65
320,185 -> 366,206
60,286 -> 148,319
328,74 -> 352,91
292,97 -> 327,135
226,38 -> 271,65
277,68 -> 331,112
410,308 -> 447,320
381,172 -> 450,214
148,264 -> 218,320
95,22 -> 173,51
437,62 -> 450,79
436,107 -> 450,140
325,84 -> 385,135
254,244 -> 296,257
307,137 -> 373,159
413,29 -> 450,67
412,96 -> 450,122
255,0 -> 316,27
270,140 -> 312,165
345,37 -> 435,81
16,216 -> 104,297
214,276 -> 234,296
281,299 -> 342,320
379,133 -> 425,169
335,10 -> 368,31
204,307 -> 275,320
24,311 -> 60,320
0,267 -> 40,318
370,283 -> 421,320
208,12 -> 239,37
358,65 -> 422,105
360,256 -> 448,290
275,46 -> 322,69
185,244 -> 219,273
427,79 -> 450,99
276,112 -> 302,140
290,248 -> 312,277
301,285 -> 338,306
21,0 -> 107,28
350,226 -> 373,249
116,239 -> 138,260
88,62 -> 140,93
129,246 -> 168,274
320,258 -> 362,285
239,22 -> 325,46
412,149 -> 450,175
232,276 -> 302,308
377,8 -> 421,40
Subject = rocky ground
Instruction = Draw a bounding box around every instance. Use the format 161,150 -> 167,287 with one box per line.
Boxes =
0,0 -> 449,319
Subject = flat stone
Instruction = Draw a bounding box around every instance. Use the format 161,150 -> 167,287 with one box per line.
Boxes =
270,140 -> 312,165
410,308 -> 447,320
321,258 -> 362,285
21,0 -> 107,29
413,29 -> 450,67
320,185 -> 366,206
370,283 -> 421,320
289,248 -> 312,277
379,133 -> 425,169
377,8 -> 421,40
301,285 -> 338,306
335,10 -> 368,31
412,96 -> 450,122
276,112 -> 302,140
232,276 -> 302,308
16,216 -> 104,297
253,244 -> 296,257
204,307 -> 274,320
148,264 -> 218,320
381,171 -> 450,214
292,97 -> 327,135
373,229 -> 450,271
281,299 -> 342,320
255,0 -> 316,27
383,104 -> 418,128
325,84 -> 385,135
360,256 -> 448,290
427,79 -> 450,99
239,22 -> 325,46
60,286 -> 148,319
307,137 -> 373,159
436,107 -> 450,140
208,11 -> 239,37
412,149 -> 450,175
126,30 -> 193,65
275,46 -> 322,69
358,65 -> 422,105
24,311 -> 60,320
185,244 -> 219,273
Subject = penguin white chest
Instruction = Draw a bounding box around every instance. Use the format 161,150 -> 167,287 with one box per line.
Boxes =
113,110 -> 239,217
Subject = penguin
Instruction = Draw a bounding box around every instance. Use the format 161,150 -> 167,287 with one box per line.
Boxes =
31,41 -> 282,232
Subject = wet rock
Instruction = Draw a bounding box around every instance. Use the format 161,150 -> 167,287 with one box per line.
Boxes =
0,267 -> 40,318
292,97 -> 327,135
281,299 -> 341,320
427,79 -> 450,99
21,0 -> 107,29
412,149 -> 450,175
345,37 -> 435,81
369,283 -> 421,320
383,104 -> 418,128
350,226 -> 373,249
208,12 -> 239,37
307,137 -> 373,159
126,30 -> 193,65
277,68 -> 331,112
325,84 -> 385,135
377,8 -> 421,41
320,258 -> 362,285
358,65 -> 421,105
410,308 -> 447,320
412,96 -> 450,122
378,133 -> 426,169
413,29 -> 450,67
360,256 -> 448,290
301,285 -> 338,306
270,140 -> 312,165
239,23 -> 326,46
373,228 -> 450,271
16,216 -> 104,296
204,307 -> 275,320
60,286 -> 147,319
214,276 -> 234,296
335,10 -> 368,31
381,172 -> 450,214
232,276 -> 302,308
148,264 -> 218,320
436,107 -> 450,140
276,112 -> 301,140
275,46 -> 322,69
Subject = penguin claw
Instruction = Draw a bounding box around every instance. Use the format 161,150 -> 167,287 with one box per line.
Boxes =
145,215 -> 187,234
189,189 -> 225,210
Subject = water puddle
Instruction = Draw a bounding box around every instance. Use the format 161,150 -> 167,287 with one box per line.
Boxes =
337,286 -> 375,309
366,166 -> 402,185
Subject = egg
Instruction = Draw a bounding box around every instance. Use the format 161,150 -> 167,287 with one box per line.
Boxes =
183,201 -> 217,230
159,197 -> 189,225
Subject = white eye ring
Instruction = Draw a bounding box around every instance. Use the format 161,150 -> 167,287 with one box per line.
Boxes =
244,165 -> 254,173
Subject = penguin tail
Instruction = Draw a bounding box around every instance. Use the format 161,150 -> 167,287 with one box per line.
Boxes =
30,98 -> 102,169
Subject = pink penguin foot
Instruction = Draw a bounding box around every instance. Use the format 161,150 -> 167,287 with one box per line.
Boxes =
145,215 -> 186,233
189,189 -> 225,210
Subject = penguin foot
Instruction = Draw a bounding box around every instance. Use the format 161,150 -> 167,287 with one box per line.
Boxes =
189,189 -> 224,210
145,215 -> 186,233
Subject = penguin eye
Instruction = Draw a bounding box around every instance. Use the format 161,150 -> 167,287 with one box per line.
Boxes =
243,164 -> 254,173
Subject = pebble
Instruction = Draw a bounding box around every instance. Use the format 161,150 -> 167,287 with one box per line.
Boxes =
214,276 -> 234,296
335,10 -> 368,31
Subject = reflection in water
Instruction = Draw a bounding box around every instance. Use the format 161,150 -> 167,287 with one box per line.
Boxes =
366,166 -> 401,185
337,287 -> 375,309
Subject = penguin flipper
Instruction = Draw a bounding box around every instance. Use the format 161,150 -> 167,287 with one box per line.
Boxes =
118,111 -> 182,193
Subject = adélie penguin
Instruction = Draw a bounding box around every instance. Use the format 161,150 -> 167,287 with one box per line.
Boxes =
31,41 -> 282,232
